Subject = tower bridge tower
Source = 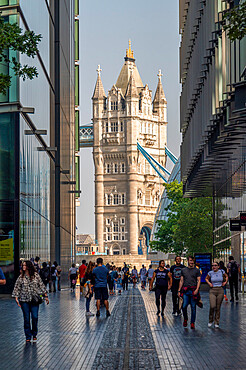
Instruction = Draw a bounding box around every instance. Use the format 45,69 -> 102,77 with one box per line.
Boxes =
92,41 -> 167,257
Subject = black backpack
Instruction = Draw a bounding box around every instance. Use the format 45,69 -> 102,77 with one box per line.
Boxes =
40,267 -> 50,281
230,262 -> 238,277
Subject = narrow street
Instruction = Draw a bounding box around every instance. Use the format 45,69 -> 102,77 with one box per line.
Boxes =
1,285 -> 246,369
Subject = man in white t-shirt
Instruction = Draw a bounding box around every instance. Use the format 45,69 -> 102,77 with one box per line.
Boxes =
147,265 -> 154,287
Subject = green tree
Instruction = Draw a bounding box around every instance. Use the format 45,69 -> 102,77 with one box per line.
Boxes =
0,15 -> 41,94
223,1 -> 246,41
150,181 -> 213,256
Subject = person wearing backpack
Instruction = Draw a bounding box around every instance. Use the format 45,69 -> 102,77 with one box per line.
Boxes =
227,256 -> 241,302
50,265 -> 58,292
40,262 -> 50,289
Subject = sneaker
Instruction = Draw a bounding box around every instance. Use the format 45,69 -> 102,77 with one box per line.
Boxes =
86,312 -> 95,316
106,310 -> 111,317
33,337 -> 37,342
190,323 -> 195,329
156,310 -> 160,316
172,311 -> 176,316
208,322 -> 213,327
224,295 -> 228,302
175,312 -> 178,317
178,311 -> 182,316
26,339 -> 31,343
214,324 -> 219,328
183,319 -> 188,327
96,311 -> 100,317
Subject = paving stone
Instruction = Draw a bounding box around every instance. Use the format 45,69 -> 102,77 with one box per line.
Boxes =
1,285 -> 246,369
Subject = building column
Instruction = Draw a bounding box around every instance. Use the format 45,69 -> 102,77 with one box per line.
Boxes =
128,171 -> 138,255
95,171 -> 104,253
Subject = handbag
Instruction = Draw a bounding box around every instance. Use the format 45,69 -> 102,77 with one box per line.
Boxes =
31,294 -> 44,305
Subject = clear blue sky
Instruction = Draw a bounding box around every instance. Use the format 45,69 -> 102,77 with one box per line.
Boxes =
77,0 -> 181,235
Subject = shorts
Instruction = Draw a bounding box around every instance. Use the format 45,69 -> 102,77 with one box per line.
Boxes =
94,287 -> 109,301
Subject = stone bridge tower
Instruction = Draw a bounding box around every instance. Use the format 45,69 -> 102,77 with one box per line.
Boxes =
92,41 -> 167,256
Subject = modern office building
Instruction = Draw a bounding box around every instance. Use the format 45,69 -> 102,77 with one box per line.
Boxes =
0,0 -> 80,292
179,1 -> 246,261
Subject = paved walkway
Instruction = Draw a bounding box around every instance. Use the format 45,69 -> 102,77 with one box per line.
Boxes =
1,285 -> 246,369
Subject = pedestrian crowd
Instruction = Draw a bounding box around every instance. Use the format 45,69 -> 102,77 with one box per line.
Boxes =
9,254 -> 241,342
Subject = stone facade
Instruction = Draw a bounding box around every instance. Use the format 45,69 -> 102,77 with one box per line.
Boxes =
92,41 -> 168,256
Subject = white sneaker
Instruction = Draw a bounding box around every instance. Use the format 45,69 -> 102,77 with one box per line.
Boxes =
214,324 -> 219,328
208,322 -> 213,327
86,312 -> 95,316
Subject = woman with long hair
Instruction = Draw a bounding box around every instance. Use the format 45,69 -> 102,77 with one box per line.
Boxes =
150,260 -> 172,316
84,261 -> 95,316
12,260 -> 49,342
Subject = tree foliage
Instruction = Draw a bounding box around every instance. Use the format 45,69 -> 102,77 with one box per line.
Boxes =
0,15 -> 41,94
223,2 -> 246,41
150,181 -> 213,256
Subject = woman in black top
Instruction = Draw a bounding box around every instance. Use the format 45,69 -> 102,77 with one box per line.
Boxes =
150,260 -> 172,316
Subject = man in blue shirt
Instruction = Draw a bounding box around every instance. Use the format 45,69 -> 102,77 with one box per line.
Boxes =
93,258 -> 110,317
0,268 -> 6,285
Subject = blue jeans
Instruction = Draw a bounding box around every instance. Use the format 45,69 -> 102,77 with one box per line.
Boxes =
86,294 -> 92,312
182,290 -> 196,323
20,302 -> 39,339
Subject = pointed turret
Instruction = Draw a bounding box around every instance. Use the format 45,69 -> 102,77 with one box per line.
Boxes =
125,70 -> 138,98
115,40 -> 143,96
92,65 -> 106,100
153,70 -> 167,121
153,69 -> 166,105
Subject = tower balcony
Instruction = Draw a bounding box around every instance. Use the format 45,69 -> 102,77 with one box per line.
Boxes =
140,133 -> 157,146
102,132 -> 125,145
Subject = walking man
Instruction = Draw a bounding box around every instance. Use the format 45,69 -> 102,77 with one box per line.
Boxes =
122,263 -> 129,291
93,258 -> 110,317
147,265 -> 154,287
178,256 -> 201,329
227,256 -> 241,302
139,265 -> 147,289
170,256 -> 184,315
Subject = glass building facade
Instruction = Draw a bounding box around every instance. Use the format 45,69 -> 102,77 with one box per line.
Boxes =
0,1 -> 78,292
179,0 -> 246,264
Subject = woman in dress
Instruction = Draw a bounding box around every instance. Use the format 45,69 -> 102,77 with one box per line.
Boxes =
205,261 -> 228,328
12,260 -> 49,342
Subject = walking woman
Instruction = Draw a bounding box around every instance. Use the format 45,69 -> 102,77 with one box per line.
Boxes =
69,263 -> 78,292
150,260 -> 172,316
84,261 -> 95,316
12,260 -> 49,342
205,261 -> 228,328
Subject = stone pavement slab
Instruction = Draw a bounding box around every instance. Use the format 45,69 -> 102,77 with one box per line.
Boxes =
141,287 -> 246,370
1,285 -> 246,369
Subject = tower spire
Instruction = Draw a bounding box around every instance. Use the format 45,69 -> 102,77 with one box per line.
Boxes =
92,64 -> 106,99
153,69 -> 166,104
